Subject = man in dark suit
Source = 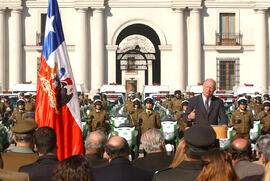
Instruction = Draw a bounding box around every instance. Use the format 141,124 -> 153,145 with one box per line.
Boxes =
19,126 -> 59,181
152,124 -> 217,181
132,128 -> 173,172
93,136 -> 153,181
84,130 -> 108,168
183,79 -> 228,125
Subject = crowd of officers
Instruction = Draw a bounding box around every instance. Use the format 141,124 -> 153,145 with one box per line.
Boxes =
79,90 -> 270,142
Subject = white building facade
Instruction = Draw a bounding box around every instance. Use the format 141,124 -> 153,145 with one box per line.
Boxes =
0,0 -> 270,94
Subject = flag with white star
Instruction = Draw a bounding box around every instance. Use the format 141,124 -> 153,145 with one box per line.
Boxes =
35,0 -> 83,160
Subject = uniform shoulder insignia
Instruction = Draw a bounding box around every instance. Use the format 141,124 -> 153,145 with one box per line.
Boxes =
154,167 -> 172,174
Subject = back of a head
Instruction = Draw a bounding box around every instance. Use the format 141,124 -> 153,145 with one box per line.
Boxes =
141,128 -> 164,153
34,127 -> 57,155
184,124 -> 217,160
196,148 -> 239,181
53,155 -> 93,181
229,139 -> 252,160
104,136 -> 129,160
85,131 -> 107,154
256,134 -> 270,156
262,142 -> 270,164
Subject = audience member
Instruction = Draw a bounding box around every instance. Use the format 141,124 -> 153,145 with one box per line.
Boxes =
93,136 -> 153,181
253,134 -> 270,167
169,139 -> 186,168
196,148 -> 239,181
132,128 -> 173,172
229,138 -> 264,179
152,124 -> 217,181
263,162 -> 270,181
84,130 -> 108,168
1,119 -> 38,171
19,126 -> 59,181
53,155 -> 93,181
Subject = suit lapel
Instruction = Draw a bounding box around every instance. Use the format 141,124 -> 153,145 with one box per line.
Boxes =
208,96 -> 215,115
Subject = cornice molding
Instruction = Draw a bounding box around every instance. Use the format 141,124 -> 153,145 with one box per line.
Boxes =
108,0 -> 171,8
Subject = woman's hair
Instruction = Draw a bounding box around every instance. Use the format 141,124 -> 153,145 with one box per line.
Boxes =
170,139 -> 186,168
263,161 -> 270,181
53,155 -> 93,181
196,148 -> 239,181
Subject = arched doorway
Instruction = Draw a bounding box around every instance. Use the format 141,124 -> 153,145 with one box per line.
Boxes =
116,24 -> 161,92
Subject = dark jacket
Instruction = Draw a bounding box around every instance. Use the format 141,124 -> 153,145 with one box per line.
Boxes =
152,160 -> 203,181
132,152 -> 173,172
93,158 -> 153,181
19,155 -> 59,181
183,95 -> 228,125
85,154 -> 108,168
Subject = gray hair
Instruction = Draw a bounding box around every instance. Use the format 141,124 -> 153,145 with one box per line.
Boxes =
85,130 -> 107,153
263,142 -> 270,164
255,134 -> 270,155
141,128 -> 164,153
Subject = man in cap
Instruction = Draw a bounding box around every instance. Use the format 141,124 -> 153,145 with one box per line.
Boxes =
0,97 -> 5,118
172,90 -> 183,112
230,97 -> 253,139
1,118 -> 38,171
101,94 -> 109,112
19,126 -> 59,181
88,99 -> 109,132
11,99 -> 26,124
162,94 -> 173,111
129,98 -> 144,129
24,94 -> 35,112
183,79 -> 228,125
254,95 -> 263,116
152,124 -> 217,181
138,97 -> 161,134
125,92 -> 136,114
258,100 -> 270,135
264,93 -> 269,101
175,100 -> 189,138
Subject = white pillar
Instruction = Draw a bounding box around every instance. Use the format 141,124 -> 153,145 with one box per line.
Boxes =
172,8 -> 185,91
9,8 -> 23,89
255,9 -> 268,91
76,8 -> 89,92
0,9 -> 5,90
189,8 -> 202,85
91,8 -> 104,92
106,45 -> 118,84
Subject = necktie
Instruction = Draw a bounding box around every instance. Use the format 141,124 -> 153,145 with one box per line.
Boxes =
205,99 -> 209,113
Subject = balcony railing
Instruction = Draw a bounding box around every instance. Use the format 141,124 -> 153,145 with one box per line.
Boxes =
216,33 -> 242,46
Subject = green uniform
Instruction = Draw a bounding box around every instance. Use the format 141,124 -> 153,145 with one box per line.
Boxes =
88,109 -> 109,132
172,98 -> 183,112
0,102 -> 5,117
138,110 -> 161,133
175,111 -> 188,133
25,102 -> 35,112
254,103 -> 263,115
130,108 -> 144,129
11,110 -> 26,124
125,100 -> 133,114
162,100 -> 173,111
230,109 -> 253,139
258,110 -> 270,134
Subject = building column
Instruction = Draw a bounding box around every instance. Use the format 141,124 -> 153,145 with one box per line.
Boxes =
172,8 -> 185,91
106,45 -> 118,84
76,8 -> 89,92
91,8 -> 104,93
189,8 -> 202,85
0,9 -> 5,91
9,8 -> 23,90
255,9 -> 268,91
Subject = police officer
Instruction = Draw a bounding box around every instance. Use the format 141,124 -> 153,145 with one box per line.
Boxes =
246,95 -> 254,110
138,97 -> 161,134
162,94 -> 173,111
0,97 -> 5,118
24,94 -> 35,112
88,99 -> 109,132
3,96 -> 13,116
230,97 -> 253,140
258,100 -> 270,135
125,93 -> 136,114
175,100 -> 189,138
89,94 -> 102,112
254,95 -> 263,115
172,90 -> 183,112
264,93 -> 270,101
101,94 -> 109,112
129,98 -> 144,129
11,99 -> 26,124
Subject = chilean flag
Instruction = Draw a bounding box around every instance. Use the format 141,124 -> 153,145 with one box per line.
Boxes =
35,0 -> 83,160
